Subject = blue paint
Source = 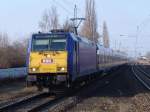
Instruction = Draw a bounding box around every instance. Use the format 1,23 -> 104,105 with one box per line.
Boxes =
67,33 -> 75,80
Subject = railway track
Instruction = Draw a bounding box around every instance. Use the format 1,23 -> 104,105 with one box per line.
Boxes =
132,64 -> 150,90
0,66 -> 125,112
0,91 -> 65,112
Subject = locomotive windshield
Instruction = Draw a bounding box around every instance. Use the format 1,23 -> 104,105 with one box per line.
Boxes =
32,35 -> 66,51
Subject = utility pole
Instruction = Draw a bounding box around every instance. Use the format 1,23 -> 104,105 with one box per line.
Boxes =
70,5 -> 85,35
118,42 -> 121,51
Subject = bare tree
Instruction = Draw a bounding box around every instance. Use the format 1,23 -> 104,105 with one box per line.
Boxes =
80,0 -> 98,42
0,32 -> 9,48
0,33 -> 10,68
39,6 -> 60,32
39,10 -> 51,32
63,18 -> 74,32
0,32 -> 28,68
51,6 -> 59,29
0,32 -> 10,68
102,21 -> 110,48
9,40 -> 26,67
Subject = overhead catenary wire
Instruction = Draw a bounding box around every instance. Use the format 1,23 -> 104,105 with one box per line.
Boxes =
50,0 -> 85,29
52,0 -> 73,16
137,15 -> 150,34
57,0 -> 83,18
64,0 -> 73,5
64,0 -> 82,12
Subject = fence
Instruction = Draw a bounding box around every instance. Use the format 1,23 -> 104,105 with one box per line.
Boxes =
0,67 -> 27,79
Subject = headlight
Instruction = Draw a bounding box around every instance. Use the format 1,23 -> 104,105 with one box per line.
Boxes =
57,67 -> 66,72
61,67 -> 65,71
32,68 -> 36,72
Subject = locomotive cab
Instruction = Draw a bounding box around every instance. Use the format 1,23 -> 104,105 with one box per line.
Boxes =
27,33 -> 69,89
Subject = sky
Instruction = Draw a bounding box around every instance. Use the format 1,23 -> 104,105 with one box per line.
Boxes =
0,0 -> 150,56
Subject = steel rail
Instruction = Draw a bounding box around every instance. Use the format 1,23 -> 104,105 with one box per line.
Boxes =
132,65 -> 150,90
0,92 -> 49,112
136,65 -> 150,79
28,95 -> 66,112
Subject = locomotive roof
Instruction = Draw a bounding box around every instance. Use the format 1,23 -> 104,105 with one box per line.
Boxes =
70,33 -> 95,46
32,32 -> 95,46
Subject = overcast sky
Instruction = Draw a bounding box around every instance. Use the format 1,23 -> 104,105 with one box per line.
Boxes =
0,0 -> 150,56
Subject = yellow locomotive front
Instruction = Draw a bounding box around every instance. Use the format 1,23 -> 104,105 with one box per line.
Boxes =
27,33 -> 68,90
29,51 -> 67,74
